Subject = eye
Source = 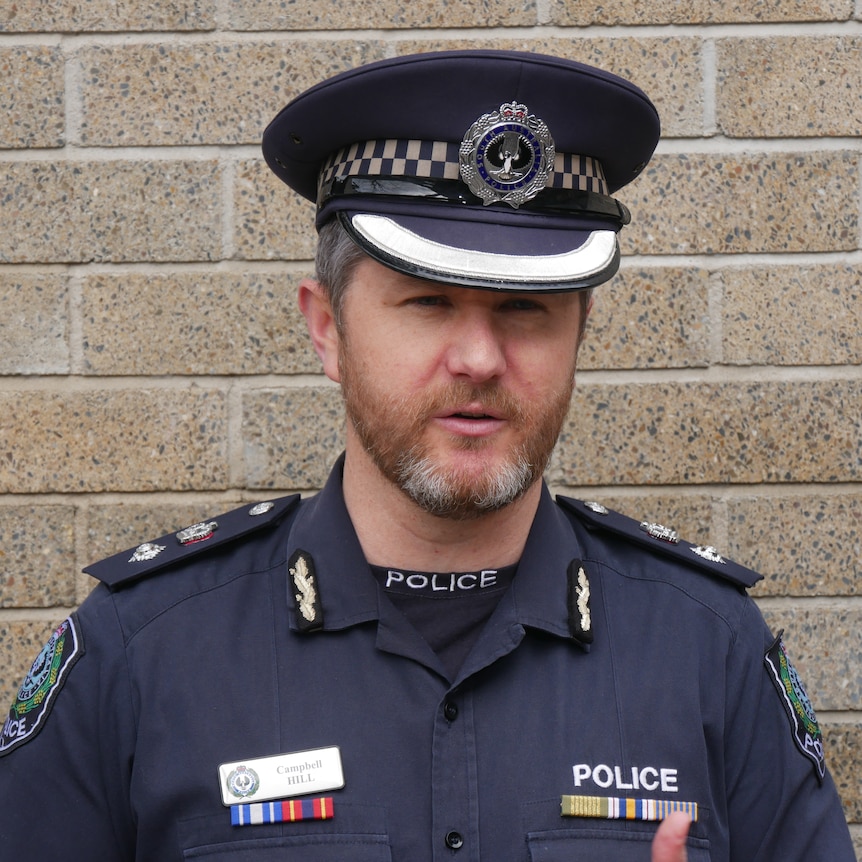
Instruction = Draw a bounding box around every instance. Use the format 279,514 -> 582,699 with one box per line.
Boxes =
501,297 -> 544,312
409,295 -> 450,308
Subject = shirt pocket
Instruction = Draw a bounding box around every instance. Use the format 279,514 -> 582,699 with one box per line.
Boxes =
183,834 -> 391,861
527,827 -> 711,861
179,802 -> 391,861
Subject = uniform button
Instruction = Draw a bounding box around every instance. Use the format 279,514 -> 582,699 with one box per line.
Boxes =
445,831 -> 464,850
443,700 -> 458,721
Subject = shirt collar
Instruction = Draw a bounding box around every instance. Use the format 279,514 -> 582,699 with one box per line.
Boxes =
285,457 -> 586,641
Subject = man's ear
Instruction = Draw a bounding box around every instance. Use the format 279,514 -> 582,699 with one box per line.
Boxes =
298,278 -> 341,383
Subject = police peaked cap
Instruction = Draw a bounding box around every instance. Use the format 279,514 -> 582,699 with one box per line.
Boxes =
263,50 -> 660,291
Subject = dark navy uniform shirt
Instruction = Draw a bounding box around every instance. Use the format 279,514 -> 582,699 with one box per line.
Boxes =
0,460 -> 854,860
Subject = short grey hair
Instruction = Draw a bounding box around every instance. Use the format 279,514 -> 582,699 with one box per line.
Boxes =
313,217 -> 595,337
314,218 -> 369,328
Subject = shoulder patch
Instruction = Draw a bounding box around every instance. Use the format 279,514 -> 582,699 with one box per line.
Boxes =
85,495 -> 301,588
0,615 -> 84,757
765,632 -> 825,783
556,496 -> 761,589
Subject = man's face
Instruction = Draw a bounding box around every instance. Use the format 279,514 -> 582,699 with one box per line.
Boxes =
335,258 -> 588,519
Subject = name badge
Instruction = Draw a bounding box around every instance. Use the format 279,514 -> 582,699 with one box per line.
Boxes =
219,746 -> 344,806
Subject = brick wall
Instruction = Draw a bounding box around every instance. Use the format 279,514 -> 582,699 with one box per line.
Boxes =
1,1 -> 860,850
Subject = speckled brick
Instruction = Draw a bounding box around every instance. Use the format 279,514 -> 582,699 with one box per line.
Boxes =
0,45 -> 64,147
81,271 -> 318,375
0,0 -> 213,32
717,37 -> 862,137
234,158 -> 317,261
243,387 -> 345,490
0,506 -> 76,608
581,267 -> 710,371
228,0 -> 537,30
0,273 -> 69,374
624,151 -> 859,255
550,379 -> 862,486
0,619 -> 64,713
823,721 -> 862,821
78,41 -> 386,147
393,37 -> 703,138
1,160 -> 223,263
759,605 -> 862,710
547,0 -> 852,25
721,264 -> 862,366
729,494 -> 862,597
0,389 -> 229,493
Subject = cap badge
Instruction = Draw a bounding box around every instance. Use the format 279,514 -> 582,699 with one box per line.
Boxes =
459,101 -> 555,208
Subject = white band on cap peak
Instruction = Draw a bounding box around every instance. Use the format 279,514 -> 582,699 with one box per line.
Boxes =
349,213 -> 618,286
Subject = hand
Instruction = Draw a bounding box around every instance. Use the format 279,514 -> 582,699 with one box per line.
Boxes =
651,812 -> 691,862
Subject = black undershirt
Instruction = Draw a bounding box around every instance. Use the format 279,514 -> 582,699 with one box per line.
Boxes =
370,564 -> 517,679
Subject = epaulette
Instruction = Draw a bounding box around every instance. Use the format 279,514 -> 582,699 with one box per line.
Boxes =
557,495 -> 761,589
84,495 -> 301,588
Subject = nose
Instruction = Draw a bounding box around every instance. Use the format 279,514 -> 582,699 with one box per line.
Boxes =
444,310 -> 508,383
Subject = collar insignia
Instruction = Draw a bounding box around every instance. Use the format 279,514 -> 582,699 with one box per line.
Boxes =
289,549 -> 323,632
567,560 -> 594,644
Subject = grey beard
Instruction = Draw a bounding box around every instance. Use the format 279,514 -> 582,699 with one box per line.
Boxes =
395,451 -> 535,520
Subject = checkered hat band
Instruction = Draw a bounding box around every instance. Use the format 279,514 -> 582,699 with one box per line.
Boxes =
319,139 -> 608,196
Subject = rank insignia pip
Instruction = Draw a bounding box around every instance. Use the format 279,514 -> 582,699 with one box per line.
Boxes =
0,616 -> 84,757
765,632 -> 825,782
129,542 -> 166,563
249,501 -> 275,517
566,560 -> 593,644
289,549 -> 323,632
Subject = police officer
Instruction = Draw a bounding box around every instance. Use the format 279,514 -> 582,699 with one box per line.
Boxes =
0,50 -> 855,861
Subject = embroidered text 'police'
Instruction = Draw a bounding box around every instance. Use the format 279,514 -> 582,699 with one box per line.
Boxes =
383,568 -> 502,595
573,763 -> 680,793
